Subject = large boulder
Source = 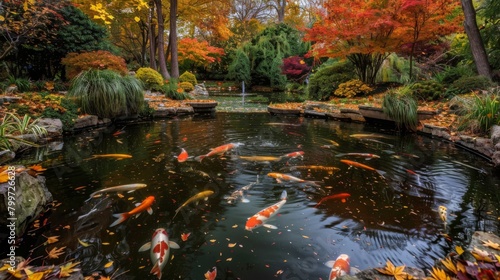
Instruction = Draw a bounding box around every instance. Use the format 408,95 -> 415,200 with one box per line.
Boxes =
38,118 -> 63,138
0,170 -> 52,236
0,150 -> 15,164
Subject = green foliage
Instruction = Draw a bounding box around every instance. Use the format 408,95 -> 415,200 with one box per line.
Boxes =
334,79 -> 373,98
179,82 -> 194,92
246,23 -> 308,89
411,80 -> 445,101
382,86 -> 419,131
41,97 -> 79,131
433,65 -> 475,85
136,67 -> 164,90
452,88 -> 500,134
0,113 -> 47,151
226,48 -> 251,86
377,54 -> 413,83
179,71 -> 198,85
67,69 -> 144,118
445,75 -> 496,96
307,60 -> 356,101
6,76 -> 31,92
61,51 -> 128,80
162,79 -> 191,100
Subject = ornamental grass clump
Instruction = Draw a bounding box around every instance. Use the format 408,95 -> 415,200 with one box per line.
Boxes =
382,85 -> 419,131
0,113 -> 47,151
451,87 -> 500,135
67,69 -> 144,119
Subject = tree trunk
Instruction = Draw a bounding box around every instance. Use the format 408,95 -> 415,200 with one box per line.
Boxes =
460,0 -> 492,80
277,0 -> 285,23
148,2 -> 157,70
170,0 -> 179,78
155,0 -> 171,79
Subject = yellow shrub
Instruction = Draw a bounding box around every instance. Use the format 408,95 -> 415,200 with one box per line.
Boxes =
136,67 -> 164,90
334,79 -> 373,98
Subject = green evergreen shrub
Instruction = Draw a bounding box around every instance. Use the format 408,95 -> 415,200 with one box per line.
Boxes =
411,80 -> 445,101
445,75 -> 496,96
136,67 -> 164,90
307,60 -> 356,100
433,65 -> 475,85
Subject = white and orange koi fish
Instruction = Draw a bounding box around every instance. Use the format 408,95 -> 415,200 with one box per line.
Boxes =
110,196 -> 155,227
177,148 -> 189,163
204,266 -> 217,280
280,151 -> 304,159
245,190 -> 287,231
195,143 -> 242,162
268,172 -> 323,187
139,228 -> 180,279
326,254 -> 351,280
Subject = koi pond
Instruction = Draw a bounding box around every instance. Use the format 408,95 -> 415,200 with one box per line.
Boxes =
9,113 -> 500,279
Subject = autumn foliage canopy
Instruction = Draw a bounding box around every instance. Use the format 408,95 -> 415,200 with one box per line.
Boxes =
304,0 -> 462,83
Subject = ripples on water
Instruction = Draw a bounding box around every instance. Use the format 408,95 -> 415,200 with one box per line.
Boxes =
11,113 -> 500,279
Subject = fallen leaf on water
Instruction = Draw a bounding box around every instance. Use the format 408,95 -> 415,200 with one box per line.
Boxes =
58,261 -> 81,278
232,224 -> 238,228
181,232 -> 191,241
226,258 -> 232,262
228,243 -> 237,248
302,235 -> 309,239
104,261 -> 113,268
78,239 -> 90,247
29,164 -> 47,172
46,246 -> 66,259
375,260 -> 409,280
102,242 -> 110,245
210,239 -> 216,243
482,240 -> 500,250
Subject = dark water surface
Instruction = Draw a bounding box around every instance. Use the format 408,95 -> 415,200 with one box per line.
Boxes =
11,113 -> 500,279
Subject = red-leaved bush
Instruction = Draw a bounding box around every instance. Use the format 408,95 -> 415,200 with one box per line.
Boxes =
281,56 -> 311,83
61,50 -> 128,79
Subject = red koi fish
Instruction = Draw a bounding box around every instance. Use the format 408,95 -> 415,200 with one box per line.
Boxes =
326,254 -> 350,280
177,148 -> 189,163
281,151 -> 304,159
340,159 -> 385,178
245,190 -> 287,231
315,193 -> 351,207
204,266 -> 217,280
139,228 -> 180,279
268,172 -> 322,187
110,196 -> 155,227
195,143 -> 241,162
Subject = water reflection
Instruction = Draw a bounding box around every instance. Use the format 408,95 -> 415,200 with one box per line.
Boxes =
10,113 -> 500,279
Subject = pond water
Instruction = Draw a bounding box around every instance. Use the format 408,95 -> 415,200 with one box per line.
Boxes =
11,113 -> 500,279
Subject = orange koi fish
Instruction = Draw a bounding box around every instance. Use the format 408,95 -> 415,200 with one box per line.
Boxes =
335,153 -> 380,159
177,148 -> 189,163
110,196 -> 155,227
245,190 -> 287,231
195,143 -> 241,162
139,228 -> 180,279
87,154 -> 132,160
281,151 -> 304,159
268,172 -> 322,187
315,193 -> 351,207
288,165 -> 340,173
340,159 -> 385,178
326,254 -> 351,280
204,266 -> 217,280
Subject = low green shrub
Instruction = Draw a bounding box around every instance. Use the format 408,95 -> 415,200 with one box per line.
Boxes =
433,65 -> 475,85
334,79 -> 373,98
307,60 -> 356,101
411,80 -> 445,101
179,71 -> 198,85
41,97 -> 79,131
452,88 -> 500,134
445,75 -> 496,96
136,67 -> 164,90
382,86 -> 419,131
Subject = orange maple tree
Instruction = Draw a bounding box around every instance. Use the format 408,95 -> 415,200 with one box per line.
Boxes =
304,0 -> 462,84
177,38 -> 225,70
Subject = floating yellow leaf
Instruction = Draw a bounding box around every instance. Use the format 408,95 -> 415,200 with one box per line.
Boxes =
78,238 -> 90,247
58,262 -> 80,278
440,257 -> 456,274
104,261 -> 113,268
210,239 -> 216,243
226,258 -> 232,262
302,235 -> 309,239
228,243 -> 236,248
375,260 -> 410,280
232,224 -> 238,228
427,266 -> 450,280
455,246 -> 464,255
482,240 -> 500,250
45,235 -> 59,245
0,15 -> 5,21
